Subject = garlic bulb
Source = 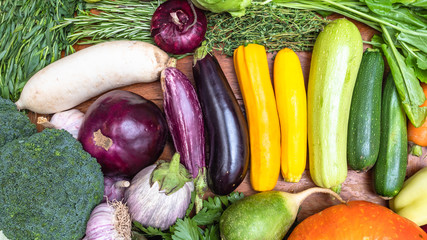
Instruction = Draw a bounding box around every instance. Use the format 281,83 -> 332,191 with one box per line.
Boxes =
124,153 -> 194,230
37,109 -> 84,138
83,201 -> 131,240
103,176 -> 130,202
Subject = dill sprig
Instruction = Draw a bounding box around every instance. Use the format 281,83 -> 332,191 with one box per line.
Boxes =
205,2 -> 329,56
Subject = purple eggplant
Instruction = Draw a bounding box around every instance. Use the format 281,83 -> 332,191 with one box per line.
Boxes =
160,66 -> 206,212
192,47 -> 250,195
160,67 -> 205,178
78,90 -> 168,178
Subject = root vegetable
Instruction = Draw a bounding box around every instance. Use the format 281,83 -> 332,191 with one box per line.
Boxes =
15,40 -> 170,114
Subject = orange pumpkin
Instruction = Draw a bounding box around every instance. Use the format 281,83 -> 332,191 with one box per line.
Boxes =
288,201 -> 427,240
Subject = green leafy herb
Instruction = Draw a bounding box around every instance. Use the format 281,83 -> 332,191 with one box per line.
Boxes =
0,0 -> 81,101
205,2 -> 329,56
62,0 -> 327,57
133,191 -> 244,240
57,0 -> 160,45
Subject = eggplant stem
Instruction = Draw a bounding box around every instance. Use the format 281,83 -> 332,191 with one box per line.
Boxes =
185,0 -> 198,32
193,41 -> 208,64
194,167 -> 207,213
114,180 -> 130,188
150,153 -> 192,195
291,187 -> 345,206
169,153 -> 181,172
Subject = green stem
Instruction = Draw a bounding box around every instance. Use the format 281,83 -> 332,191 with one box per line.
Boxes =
410,144 -> 423,157
319,0 -> 425,36
193,42 -> 209,64
194,167 -> 207,214
150,153 -> 192,195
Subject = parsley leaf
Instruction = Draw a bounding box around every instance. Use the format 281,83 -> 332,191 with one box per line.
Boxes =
171,218 -> 201,240
132,191 -> 244,240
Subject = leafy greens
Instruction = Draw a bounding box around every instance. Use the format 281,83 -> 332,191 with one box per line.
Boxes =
133,191 -> 244,240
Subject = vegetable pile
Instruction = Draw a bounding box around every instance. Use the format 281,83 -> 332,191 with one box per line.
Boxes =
4,0 -> 427,239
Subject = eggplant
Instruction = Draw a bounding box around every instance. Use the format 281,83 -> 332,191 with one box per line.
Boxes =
192,48 -> 250,195
78,90 -> 168,177
160,67 -> 205,179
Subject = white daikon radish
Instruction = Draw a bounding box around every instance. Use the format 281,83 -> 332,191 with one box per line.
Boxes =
15,40 -> 170,114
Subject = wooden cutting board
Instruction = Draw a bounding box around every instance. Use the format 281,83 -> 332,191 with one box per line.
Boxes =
27,14 -> 427,222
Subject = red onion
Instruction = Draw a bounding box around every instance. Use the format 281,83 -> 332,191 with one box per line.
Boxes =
151,0 -> 207,55
422,225 -> 427,233
78,90 -> 168,178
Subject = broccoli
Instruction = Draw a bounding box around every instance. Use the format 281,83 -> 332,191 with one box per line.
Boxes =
0,128 -> 104,240
0,97 -> 37,148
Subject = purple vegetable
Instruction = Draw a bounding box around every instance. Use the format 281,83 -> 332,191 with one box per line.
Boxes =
151,0 -> 207,55
161,67 -> 205,178
103,176 -> 130,202
192,47 -> 249,195
78,90 -> 168,177
161,66 -> 206,212
124,153 -> 193,230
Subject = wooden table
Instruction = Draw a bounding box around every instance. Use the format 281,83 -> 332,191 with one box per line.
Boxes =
28,14 -> 427,222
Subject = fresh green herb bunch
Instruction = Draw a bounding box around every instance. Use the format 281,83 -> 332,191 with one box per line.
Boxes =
62,0 -> 327,57
133,191 -> 245,240
0,0 -> 81,101
60,0 -> 161,45
0,128 -> 104,240
204,2 -> 329,56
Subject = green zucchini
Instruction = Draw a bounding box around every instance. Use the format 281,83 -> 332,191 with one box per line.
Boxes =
373,74 -> 407,199
308,18 -> 363,192
347,49 -> 384,171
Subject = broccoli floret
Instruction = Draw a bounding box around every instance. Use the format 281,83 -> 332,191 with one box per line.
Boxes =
0,128 -> 104,240
0,97 -> 37,148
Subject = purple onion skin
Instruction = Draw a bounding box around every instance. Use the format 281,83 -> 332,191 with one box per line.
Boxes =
151,0 -> 207,55
193,53 -> 250,195
78,90 -> 168,178
161,67 -> 205,178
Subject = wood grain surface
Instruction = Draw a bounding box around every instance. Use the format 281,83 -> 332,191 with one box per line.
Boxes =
27,14 -> 427,222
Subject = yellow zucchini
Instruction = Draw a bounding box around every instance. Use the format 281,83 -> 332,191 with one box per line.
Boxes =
233,44 -> 281,191
274,48 -> 307,183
